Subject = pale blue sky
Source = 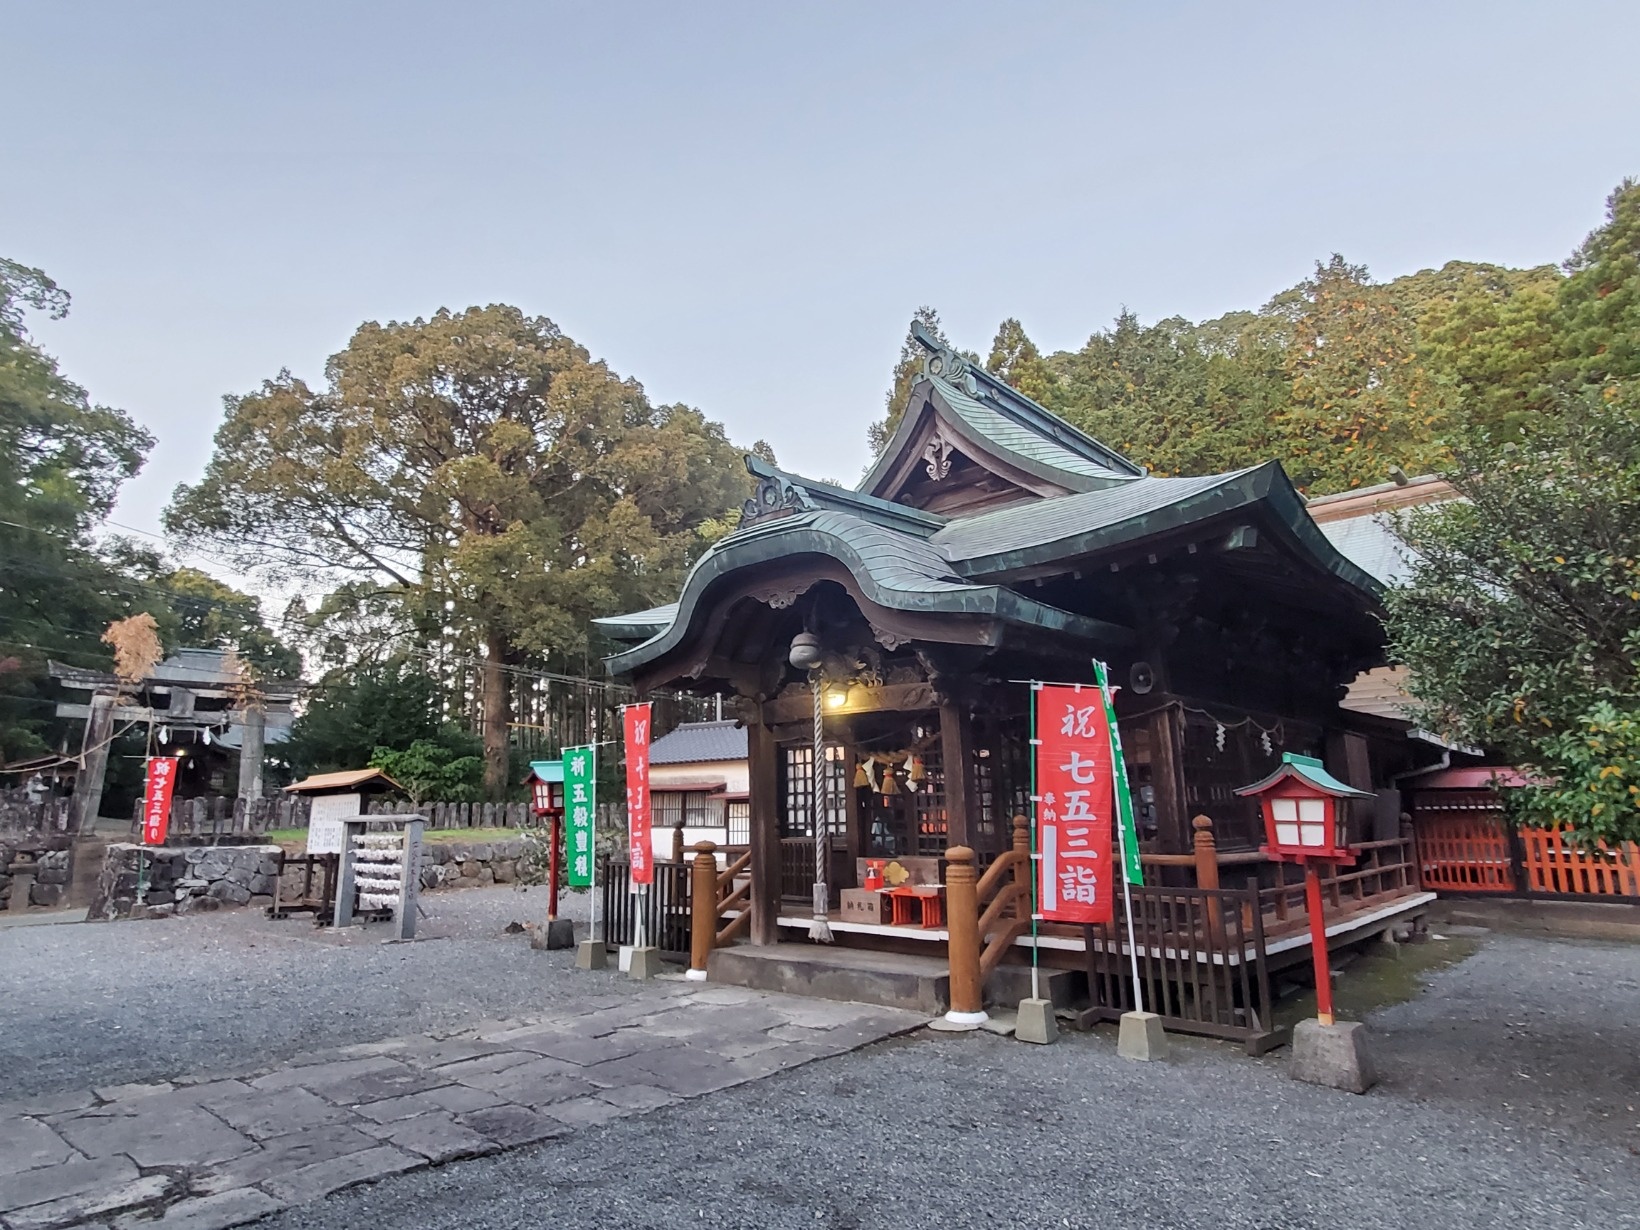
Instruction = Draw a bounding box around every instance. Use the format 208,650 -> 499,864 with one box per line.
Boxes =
6,1 -> 1638,538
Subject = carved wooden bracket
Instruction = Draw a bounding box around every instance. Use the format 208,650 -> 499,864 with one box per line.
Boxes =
870,622 -> 911,651
747,578 -> 816,610
922,427 -> 956,482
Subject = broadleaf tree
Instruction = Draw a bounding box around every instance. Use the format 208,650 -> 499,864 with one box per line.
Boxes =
0,258 -> 155,763
1384,387 -> 1640,843
166,305 -> 750,798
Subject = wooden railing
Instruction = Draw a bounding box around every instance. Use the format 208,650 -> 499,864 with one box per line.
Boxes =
975,815 -> 1034,980
1521,828 -> 1640,896
1414,813 -> 1514,892
1082,884 -> 1282,1055
685,842 -> 753,975
1261,837 -> 1417,924
1414,814 -> 1640,900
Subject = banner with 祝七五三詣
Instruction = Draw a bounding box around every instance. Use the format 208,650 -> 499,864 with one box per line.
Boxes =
142,756 -> 180,846
623,704 -> 653,887
1034,683 -> 1115,925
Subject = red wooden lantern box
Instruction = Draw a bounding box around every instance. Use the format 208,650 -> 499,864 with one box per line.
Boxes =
1234,752 -> 1371,864
526,760 -> 565,817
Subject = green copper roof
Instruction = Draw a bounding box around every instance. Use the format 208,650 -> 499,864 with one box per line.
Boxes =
526,760 -> 565,784
927,371 -> 1142,487
604,508 -> 1132,678
592,604 -> 679,643
858,324 -> 1144,499
743,455 -> 947,537
1233,752 -> 1374,799
934,461 -> 1386,598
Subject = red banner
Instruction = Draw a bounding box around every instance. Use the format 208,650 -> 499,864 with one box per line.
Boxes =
142,756 -> 181,846
1034,684 -> 1114,925
623,704 -> 653,887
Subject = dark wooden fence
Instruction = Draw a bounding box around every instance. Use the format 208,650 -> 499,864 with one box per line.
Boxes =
600,857 -> 692,956
1082,883 -> 1283,1055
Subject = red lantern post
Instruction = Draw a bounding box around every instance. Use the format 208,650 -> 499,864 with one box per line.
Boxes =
1235,753 -> 1372,1027
527,761 -> 567,937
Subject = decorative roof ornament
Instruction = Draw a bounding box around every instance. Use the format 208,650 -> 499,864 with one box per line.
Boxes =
922,427 -> 956,482
910,318 -> 981,397
740,471 -> 815,527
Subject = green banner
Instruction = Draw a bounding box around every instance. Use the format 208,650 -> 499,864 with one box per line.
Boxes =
563,745 -> 597,888
1093,661 -> 1144,887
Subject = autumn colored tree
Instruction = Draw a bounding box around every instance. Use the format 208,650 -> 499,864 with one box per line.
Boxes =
1266,255 -> 1450,493
985,318 -> 1060,409
167,305 -> 749,797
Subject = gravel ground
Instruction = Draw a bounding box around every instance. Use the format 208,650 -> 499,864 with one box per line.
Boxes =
258,932 -> 1640,1230
0,885 -> 601,1097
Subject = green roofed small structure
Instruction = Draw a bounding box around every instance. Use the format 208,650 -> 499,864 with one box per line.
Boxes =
1235,753 -> 1375,801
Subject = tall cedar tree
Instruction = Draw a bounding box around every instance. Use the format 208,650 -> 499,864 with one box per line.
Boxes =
167,306 -> 749,798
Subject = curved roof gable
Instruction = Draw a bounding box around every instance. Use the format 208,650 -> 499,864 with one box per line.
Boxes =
860,322 -> 1143,510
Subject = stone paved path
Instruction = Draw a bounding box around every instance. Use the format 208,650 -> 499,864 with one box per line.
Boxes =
0,980 -> 923,1230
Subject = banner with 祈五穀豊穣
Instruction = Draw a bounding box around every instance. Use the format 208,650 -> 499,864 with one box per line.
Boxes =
563,745 -> 595,889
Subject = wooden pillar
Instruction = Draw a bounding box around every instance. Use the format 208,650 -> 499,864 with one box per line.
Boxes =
747,718 -> 781,946
1193,814 -> 1223,946
938,694 -> 976,850
1147,704 -> 1188,858
689,840 -> 719,978
1326,730 -> 1374,843
70,692 -> 116,836
841,736 -> 863,878
943,846 -> 986,1024
1191,814 -> 1220,892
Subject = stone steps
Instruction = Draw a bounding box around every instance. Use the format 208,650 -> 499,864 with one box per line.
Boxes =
706,943 -> 951,1015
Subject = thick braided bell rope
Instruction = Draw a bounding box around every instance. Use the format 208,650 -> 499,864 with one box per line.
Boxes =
809,672 -> 833,943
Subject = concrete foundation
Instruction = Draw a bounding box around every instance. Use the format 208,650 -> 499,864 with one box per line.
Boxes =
529,918 -> 575,951
575,938 -> 608,970
1290,1018 -> 1376,1093
989,964 -> 1082,1010
626,945 -> 665,981
1015,997 -> 1059,1045
1117,1010 -> 1169,1061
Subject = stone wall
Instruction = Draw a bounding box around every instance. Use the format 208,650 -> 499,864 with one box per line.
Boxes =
86,836 -> 530,922
419,838 -> 526,889
0,839 -> 73,910
89,843 -> 284,921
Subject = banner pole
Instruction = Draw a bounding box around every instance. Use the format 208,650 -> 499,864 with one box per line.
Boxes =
1094,661 -> 1146,1015
1028,682 -> 1042,1003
